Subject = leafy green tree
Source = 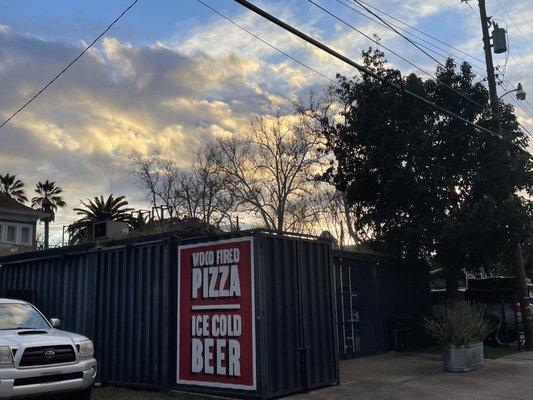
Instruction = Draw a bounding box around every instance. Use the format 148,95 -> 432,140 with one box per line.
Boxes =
309,48 -> 533,297
68,195 -> 134,244
31,180 -> 67,249
0,173 -> 28,203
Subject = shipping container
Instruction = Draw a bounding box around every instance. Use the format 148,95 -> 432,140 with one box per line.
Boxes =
333,250 -> 431,359
0,230 -> 338,398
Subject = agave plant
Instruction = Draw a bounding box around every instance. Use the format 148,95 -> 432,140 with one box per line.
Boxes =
422,300 -> 495,348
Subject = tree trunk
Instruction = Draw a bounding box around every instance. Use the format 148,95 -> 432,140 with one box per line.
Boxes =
44,219 -> 50,249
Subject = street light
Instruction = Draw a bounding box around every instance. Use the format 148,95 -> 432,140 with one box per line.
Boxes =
499,83 -> 526,101
516,83 -> 526,100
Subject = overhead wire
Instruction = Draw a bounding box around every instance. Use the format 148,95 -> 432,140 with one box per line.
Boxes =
231,0 -> 533,157
348,0 -> 490,103
352,0 -> 476,72
0,0 -> 139,129
195,0 -> 335,83
495,0 -> 533,53
306,0 -> 487,110
508,0 -> 533,33
234,0 -> 498,135
354,0 -> 486,65
346,0 -> 533,142
350,0 -> 533,127
334,0 -> 487,76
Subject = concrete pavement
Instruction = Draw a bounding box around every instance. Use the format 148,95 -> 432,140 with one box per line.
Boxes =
288,351 -> 533,400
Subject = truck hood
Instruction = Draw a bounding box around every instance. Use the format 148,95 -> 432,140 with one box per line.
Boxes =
0,329 -> 89,347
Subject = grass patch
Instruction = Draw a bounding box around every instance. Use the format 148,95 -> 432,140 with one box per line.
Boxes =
484,346 -> 520,359
92,386 -> 219,400
414,345 -> 520,359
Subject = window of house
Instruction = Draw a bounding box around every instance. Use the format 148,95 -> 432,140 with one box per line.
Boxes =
6,226 -> 16,243
20,227 -> 30,244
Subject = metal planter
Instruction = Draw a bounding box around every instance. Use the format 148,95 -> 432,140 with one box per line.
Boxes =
442,342 -> 485,372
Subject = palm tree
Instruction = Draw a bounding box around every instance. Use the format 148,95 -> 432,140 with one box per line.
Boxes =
68,195 -> 134,244
31,180 -> 67,249
0,173 -> 28,203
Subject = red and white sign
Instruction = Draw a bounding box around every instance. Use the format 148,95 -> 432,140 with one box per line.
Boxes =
177,237 -> 256,390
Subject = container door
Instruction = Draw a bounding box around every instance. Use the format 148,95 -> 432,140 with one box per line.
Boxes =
262,236 -> 338,398
298,241 -> 338,390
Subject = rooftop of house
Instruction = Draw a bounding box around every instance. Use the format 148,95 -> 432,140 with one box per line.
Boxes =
0,194 -> 47,218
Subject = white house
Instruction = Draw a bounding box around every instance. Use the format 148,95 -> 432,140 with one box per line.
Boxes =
0,194 -> 48,256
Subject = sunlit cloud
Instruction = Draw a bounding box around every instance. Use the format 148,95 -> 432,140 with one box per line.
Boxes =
0,0 -> 532,244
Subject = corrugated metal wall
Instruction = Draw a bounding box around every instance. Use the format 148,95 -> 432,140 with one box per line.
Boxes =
0,231 -> 338,398
92,241 -> 172,387
259,235 -> 338,398
0,252 -> 98,341
333,253 -> 431,360
0,239 -> 173,388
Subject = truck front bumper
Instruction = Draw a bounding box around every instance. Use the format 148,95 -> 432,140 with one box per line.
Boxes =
0,358 -> 97,399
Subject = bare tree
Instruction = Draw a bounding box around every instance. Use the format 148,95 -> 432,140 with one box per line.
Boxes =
308,187 -> 371,247
206,113 -> 324,232
129,150 -> 235,228
173,153 -> 236,228
129,150 -> 177,218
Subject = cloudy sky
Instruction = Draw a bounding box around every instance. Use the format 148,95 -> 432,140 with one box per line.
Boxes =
1,0 -> 532,244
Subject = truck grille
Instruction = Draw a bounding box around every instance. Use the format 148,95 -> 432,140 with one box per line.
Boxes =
19,345 -> 76,367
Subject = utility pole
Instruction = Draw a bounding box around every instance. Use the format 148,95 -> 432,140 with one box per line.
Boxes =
476,0 -> 533,351
477,0 -> 500,123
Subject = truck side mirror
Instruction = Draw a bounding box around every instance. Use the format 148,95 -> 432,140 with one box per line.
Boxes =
50,318 -> 61,329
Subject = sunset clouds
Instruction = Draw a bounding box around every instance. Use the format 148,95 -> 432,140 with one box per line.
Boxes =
0,0 -> 531,243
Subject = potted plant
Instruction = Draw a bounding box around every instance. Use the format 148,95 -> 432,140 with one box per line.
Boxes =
422,300 -> 495,372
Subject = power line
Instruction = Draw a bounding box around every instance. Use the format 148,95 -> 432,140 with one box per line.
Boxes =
351,0 -> 486,72
195,0 -> 335,83
0,0 -> 139,129
335,0 -> 533,145
334,0 -> 487,75
464,0 -> 478,17
202,0 -> 527,143
306,0 -> 486,110
508,0 -> 533,33
233,0 -> 498,137
495,0 -> 533,53
355,0 -> 486,65
348,0 -> 488,102
518,123 -> 533,140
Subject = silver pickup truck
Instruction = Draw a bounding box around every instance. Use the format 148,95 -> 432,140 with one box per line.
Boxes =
0,298 -> 97,399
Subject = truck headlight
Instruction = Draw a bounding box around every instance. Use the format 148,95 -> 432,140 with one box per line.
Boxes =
78,340 -> 94,357
0,346 -> 13,365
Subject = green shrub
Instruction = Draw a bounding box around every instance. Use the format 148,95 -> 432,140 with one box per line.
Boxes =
422,300 -> 496,347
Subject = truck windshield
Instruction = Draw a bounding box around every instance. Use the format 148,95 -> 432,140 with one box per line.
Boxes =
0,303 -> 50,330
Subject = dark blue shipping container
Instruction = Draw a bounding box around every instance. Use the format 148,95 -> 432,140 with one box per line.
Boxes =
0,230 -> 338,398
333,251 -> 431,359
